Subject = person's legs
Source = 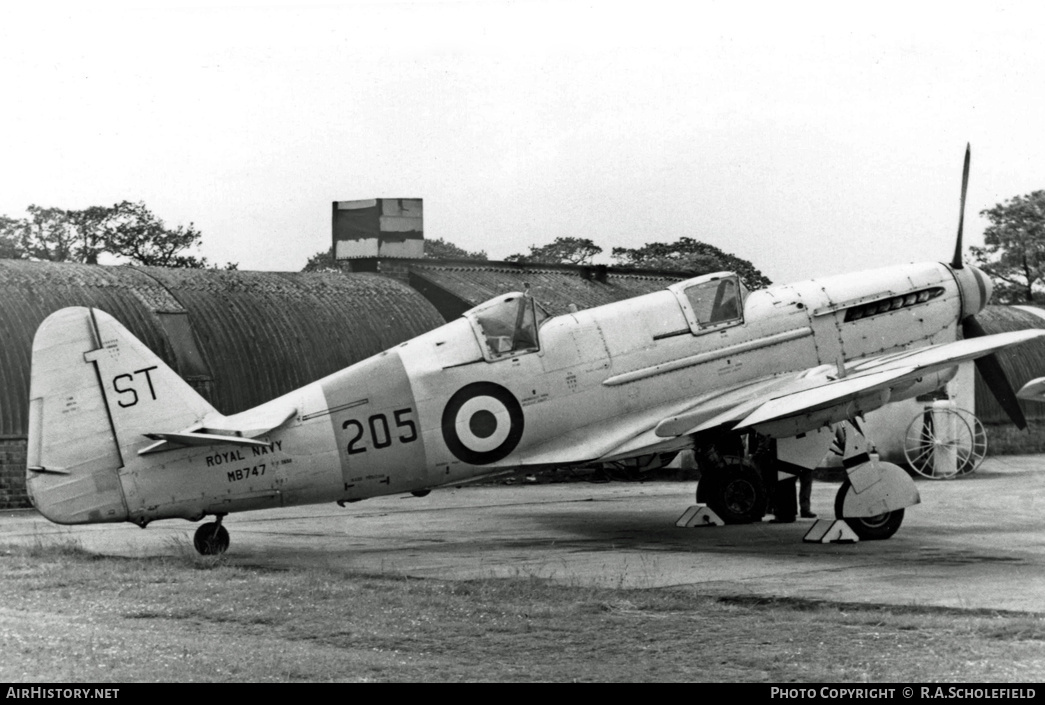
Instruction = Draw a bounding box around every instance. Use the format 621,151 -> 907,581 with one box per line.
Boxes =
773,475 -> 797,523
799,469 -> 816,518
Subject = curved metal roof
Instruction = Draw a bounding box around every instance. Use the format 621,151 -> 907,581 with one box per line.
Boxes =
398,258 -> 688,320
975,305 -> 1045,424
0,261 -> 444,437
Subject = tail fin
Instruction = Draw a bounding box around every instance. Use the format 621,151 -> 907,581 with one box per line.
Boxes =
27,307 -> 216,523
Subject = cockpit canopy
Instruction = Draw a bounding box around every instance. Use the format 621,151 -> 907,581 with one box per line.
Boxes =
465,292 -> 549,361
668,272 -> 747,333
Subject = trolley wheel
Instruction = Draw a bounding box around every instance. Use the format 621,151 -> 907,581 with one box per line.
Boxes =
903,407 -> 987,479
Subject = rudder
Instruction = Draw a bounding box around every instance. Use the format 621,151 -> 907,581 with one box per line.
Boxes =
27,307 -> 216,523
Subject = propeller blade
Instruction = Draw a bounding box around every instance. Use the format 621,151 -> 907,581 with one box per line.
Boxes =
963,316 -> 1027,429
952,143 -> 971,269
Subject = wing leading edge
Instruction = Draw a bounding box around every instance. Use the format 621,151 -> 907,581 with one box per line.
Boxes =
517,329 -> 1044,467
509,329 -> 1045,467
676,329 -> 1045,440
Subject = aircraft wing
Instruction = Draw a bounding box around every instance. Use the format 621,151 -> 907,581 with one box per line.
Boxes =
653,365 -> 914,437
517,367 -> 856,465
521,329 -> 1045,466
684,329 -> 1045,437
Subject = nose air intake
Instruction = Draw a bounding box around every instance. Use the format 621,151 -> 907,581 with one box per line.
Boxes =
970,266 -> 993,317
953,265 -> 993,321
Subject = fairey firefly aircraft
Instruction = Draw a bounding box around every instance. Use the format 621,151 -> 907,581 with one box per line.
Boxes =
26,147 -> 1045,554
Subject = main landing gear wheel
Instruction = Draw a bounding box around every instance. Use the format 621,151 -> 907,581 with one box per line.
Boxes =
833,480 -> 904,541
194,519 -> 230,556
698,456 -> 767,524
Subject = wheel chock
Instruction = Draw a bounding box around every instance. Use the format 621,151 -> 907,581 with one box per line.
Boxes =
803,519 -> 860,544
676,505 -> 725,527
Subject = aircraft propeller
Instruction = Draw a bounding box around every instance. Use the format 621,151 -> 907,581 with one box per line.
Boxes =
950,144 -> 1028,429
951,144 -> 970,270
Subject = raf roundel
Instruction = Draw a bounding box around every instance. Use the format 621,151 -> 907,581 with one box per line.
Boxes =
441,382 -> 524,465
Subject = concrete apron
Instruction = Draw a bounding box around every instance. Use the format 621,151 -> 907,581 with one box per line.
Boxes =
3,455 -> 1044,614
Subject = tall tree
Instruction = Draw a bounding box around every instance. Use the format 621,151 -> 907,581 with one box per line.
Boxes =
0,201 -> 219,268
969,190 -> 1045,304
65,205 -> 112,264
302,237 -> 488,271
103,201 -> 208,268
13,205 -> 79,262
505,237 -> 602,265
303,247 -> 338,272
612,237 -> 772,289
0,216 -> 24,259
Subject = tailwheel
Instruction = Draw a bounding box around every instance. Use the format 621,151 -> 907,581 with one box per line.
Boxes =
193,518 -> 230,555
833,480 -> 904,541
698,456 -> 767,524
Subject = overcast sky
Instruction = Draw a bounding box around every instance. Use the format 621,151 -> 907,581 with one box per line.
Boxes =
3,1 -> 1045,284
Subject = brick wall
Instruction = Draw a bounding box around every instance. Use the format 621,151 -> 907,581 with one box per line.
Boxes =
375,259 -> 412,284
0,438 -> 28,509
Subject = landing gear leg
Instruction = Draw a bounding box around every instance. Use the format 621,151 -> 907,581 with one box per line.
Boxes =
193,515 -> 230,556
834,480 -> 905,540
697,455 -> 768,524
832,420 -> 918,541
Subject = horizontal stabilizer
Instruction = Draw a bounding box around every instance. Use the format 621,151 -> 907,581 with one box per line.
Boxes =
200,403 -> 297,439
139,431 -> 273,456
138,401 -> 297,455
27,465 -> 71,476
1017,377 -> 1045,402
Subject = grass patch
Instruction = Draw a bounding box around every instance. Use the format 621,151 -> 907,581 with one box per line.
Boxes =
0,543 -> 1043,682
164,535 -> 230,571
1,536 -> 96,560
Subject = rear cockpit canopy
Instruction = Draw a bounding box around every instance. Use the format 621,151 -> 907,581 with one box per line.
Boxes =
465,292 -> 549,361
668,272 -> 747,334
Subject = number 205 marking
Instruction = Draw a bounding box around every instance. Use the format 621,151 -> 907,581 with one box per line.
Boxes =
343,408 -> 418,455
